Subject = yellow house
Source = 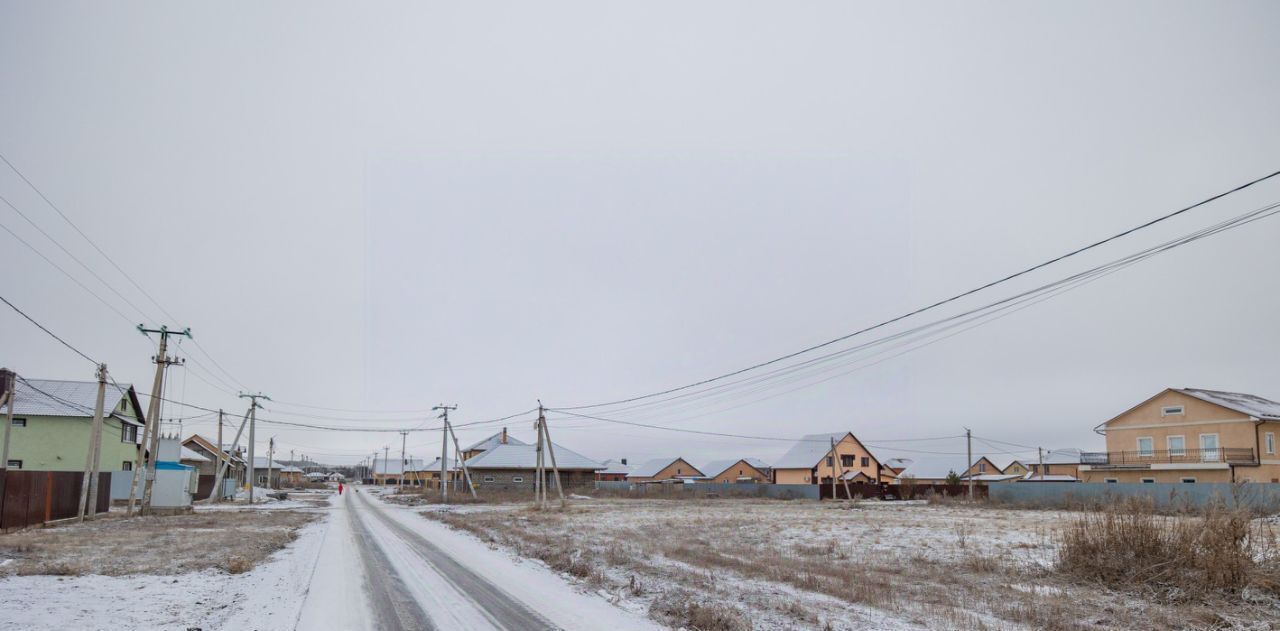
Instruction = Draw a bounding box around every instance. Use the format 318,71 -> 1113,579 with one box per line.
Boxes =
627,457 -> 703,483
701,458 -> 770,484
771,432 -> 882,485
1002,460 -> 1030,477
1082,388 -> 1280,484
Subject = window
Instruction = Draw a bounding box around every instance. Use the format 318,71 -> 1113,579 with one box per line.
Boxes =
1104,478 -> 1118,483
1161,405 -> 1185,416
1141,478 -> 1155,484
841,455 -> 854,467
1167,435 -> 1185,457
122,461 -> 132,471
978,462 -> 987,473
1137,437 -> 1154,456
1199,434 -> 1219,461
512,476 -> 524,483
121,425 -> 138,443
483,475 -> 495,483
11,417 -> 26,427
861,457 -> 869,467
825,456 -> 833,467
1180,478 -> 1197,484
1266,432 -> 1276,455
6,460 -> 21,469
677,468 -> 682,474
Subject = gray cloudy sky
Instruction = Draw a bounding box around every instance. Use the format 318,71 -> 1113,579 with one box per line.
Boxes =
3,1 -> 1279,468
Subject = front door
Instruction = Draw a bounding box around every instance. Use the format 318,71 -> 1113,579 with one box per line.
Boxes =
1200,434 -> 1220,462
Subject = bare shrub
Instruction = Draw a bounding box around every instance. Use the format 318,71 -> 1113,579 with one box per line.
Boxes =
223,555 -> 253,574
649,591 -> 751,631
1056,497 -> 1276,600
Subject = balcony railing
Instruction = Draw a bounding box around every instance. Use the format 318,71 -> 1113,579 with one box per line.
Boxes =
1081,448 -> 1256,467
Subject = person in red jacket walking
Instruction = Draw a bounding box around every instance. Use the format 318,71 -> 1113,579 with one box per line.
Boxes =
338,483 -> 344,495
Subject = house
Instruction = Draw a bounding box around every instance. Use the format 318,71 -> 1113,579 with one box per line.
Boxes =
372,457 -> 428,485
1081,388 -> 1280,484
181,434 -> 247,484
626,457 -> 704,483
596,459 -> 632,482
883,457 -> 913,475
1002,460 -> 1030,477
701,458 -> 770,484
277,465 -> 304,487
417,457 -> 460,487
465,441 -> 605,489
965,456 -> 1001,478
0,376 -> 144,473
460,428 -> 527,461
969,473 -> 1022,483
1024,449 -> 1082,480
771,432 -> 883,485
893,456 -> 969,484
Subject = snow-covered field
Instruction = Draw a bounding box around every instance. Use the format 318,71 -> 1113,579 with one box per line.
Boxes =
422,498 -> 1279,630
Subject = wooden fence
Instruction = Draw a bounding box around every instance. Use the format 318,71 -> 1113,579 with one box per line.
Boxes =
0,470 -> 111,531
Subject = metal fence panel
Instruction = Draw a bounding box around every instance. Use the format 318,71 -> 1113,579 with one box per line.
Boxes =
989,482 -> 1280,510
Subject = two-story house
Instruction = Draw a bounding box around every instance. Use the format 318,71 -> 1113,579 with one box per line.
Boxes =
1,376 -> 144,473
1081,388 -> 1280,483
771,432 -> 883,485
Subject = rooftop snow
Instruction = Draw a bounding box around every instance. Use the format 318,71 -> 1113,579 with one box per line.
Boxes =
700,458 -> 769,478
1,378 -> 136,423
465,443 -> 604,470
463,431 -> 529,453
598,459 -> 633,475
772,433 -> 850,469
1176,388 -> 1280,420
373,458 -> 427,475
180,447 -> 209,462
627,457 -> 701,478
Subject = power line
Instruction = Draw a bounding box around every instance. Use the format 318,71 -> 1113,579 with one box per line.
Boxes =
554,169 -> 1280,411
0,294 -> 99,365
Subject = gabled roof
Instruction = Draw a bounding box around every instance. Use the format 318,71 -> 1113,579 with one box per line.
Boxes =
463,431 -> 529,453
183,434 -> 246,464
896,456 -> 969,480
883,457 -> 913,470
278,466 -> 304,473
1175,388 -> 1280,421
252,456 -> 288,469
1002,460 -> 1028,472
422,457 -> 458,472
627,457 -> 702,478
1,378 -> 138,424
1019,472 -> 1079,482
701,458 -> 769,478
373,458 -> 427,475
598,459 -> 633,475
465,443 -> 604,470
773,432 -> 875,469
180,447 -> 209,462
970,474 -> 1021,482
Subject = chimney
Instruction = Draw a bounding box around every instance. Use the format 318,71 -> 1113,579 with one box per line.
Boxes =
501,427 -> 507,444
621,458 -> 627,465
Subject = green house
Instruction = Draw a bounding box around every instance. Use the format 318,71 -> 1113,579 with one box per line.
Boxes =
1,377 -> 144,472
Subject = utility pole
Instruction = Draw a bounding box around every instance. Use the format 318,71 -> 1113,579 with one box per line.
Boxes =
399,431 -> 408,494
1038,447 -> 1045,481
77,363 -> 108,520
433,405 -> 456,502
447,421 -> 477,499
830,436 -> 852,501
216,409 -> 224,493
133,324 -> 190,516
539,404 -> 565,508
0,368 -> 16,473
534,406 -> 545,508
267,437 -> 276,490
207,405 -> 251,503
965,427 -> 974,501
239,392 -> 270,504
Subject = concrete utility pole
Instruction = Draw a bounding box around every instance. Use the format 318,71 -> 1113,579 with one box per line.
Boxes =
267,437 -> 276,490
133,324 -> 190,516
383,446 -> 390,487
447,421 -> 477,499
216,409 -> 224,488
829,436 -> 852,502
965,427 -> 974,501
534,407 -> 545,508
239,392 -> 270,504
398,431 -> 408,494
1038,447 -> 1045,481
0,368 -> 16,472
433,405 -> 456,502
77,363 -> 108,520
206,405 -> 251,503
538,404 -> 565,508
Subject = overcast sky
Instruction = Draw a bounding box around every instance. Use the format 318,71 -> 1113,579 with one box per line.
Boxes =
3,2 -> 1279,468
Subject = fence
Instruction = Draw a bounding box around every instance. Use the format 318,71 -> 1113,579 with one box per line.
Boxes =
195,475 -> 238,501
0,470 -> 111,531
594,481 -> 820,500
818,482 -> 984,500
988,482 -> 1280,511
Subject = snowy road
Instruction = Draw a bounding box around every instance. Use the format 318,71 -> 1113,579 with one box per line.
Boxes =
296,490 -> 658,631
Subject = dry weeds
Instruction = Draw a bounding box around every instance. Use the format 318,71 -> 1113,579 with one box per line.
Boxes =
0,510 -> 316,576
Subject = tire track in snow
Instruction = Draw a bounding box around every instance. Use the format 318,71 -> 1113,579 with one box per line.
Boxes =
354,491 -> 560,631
346,493 -> 439,631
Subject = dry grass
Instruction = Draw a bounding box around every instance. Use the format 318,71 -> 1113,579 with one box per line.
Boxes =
1057,497 -> 1280,601
0,510 -> 316,576
421,498 -> 1280,630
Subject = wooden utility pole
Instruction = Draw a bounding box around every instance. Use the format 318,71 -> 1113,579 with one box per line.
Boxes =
830,436 -> 852,501
206,405 -> 250,503
539,405 -> 565,507
965,427 -> 974,500
447,421 -> 478,499
238,392 -> 270,504
433,405 -> 456,501
0,368 -> 16,472
77,363 -> 108,520
132,325 -> 190,516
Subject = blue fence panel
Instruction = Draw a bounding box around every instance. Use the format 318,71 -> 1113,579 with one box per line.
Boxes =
988,482 -> 1280,510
